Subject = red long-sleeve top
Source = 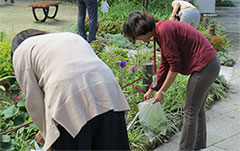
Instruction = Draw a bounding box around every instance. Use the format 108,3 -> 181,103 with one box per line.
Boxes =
151,20 -> 217,91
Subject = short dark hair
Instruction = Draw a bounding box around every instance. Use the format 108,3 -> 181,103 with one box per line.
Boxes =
11,29 -> 48,61
123,11 -> 158,43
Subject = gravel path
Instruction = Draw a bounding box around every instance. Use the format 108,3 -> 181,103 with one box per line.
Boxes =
0,0 -> 78,38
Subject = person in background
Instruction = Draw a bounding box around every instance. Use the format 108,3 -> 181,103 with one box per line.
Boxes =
123,11 -> 220,151
101,0 -> 109,17
11,29 -> 130,151
170,0 -> 201,28
77,0 -> 98,43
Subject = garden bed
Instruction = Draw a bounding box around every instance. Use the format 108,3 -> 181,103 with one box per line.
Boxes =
0,1 -> 235,150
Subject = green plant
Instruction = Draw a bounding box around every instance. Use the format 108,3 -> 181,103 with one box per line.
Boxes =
0,75 -> 15,92
218,51 -> 237,66
102,33 -> 134,48
0,37 -> 14,76
147,0 -> 172,14
216,0 -> 234,6
206,75 -> 229,109
0,92 -> 37,151
98,20 -> 123,35
89,39 -> 105,54
128,124 -> 147,151
206,34 -> 229,52
98,0 -> 142,22
0,32 -> 7,42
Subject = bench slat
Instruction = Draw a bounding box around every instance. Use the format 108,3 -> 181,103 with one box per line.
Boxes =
28,1 -> 61,8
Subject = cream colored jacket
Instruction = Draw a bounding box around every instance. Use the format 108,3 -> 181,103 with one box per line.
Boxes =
13,32 -> 130,151
172,0 -> 197,12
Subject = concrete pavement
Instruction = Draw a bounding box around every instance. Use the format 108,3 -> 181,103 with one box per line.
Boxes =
154,1 -> 240,151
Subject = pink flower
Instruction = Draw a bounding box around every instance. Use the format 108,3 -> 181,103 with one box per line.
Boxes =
17,95 -> 21,102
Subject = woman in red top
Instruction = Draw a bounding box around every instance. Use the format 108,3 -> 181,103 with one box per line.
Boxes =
124,11 -> 220,151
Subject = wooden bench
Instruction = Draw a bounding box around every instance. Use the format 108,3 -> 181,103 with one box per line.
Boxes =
28,1 -> 61,22
4,0 -> 14,3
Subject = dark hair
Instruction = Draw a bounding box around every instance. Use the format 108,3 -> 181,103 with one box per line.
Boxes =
11,29 -> 48,61
123,11 -> 158,43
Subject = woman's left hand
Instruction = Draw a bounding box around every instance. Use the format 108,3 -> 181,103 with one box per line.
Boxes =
169,16 -> 175,20
152,91 -> 164,104
35,131 -> 45,145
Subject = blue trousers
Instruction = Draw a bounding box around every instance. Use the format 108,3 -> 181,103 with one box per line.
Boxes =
77,0 -> 98,43
179,9 -> 201,29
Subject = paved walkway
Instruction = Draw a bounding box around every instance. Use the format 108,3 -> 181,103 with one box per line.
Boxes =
154,1 -> 240,151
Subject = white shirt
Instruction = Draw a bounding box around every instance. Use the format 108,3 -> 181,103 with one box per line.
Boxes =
172,0 -> 197,12
13,32 -> 130,151
101,1 -> 109,13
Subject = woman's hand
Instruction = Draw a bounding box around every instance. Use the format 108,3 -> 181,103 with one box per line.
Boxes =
143,88 -> 154,101
152,91 -> 164,104
169,16 -> 175,20
151,71 -> 178,104
35,131 -> 45,145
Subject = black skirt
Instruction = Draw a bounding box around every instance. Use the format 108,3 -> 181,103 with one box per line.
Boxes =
52,110 -> 130,151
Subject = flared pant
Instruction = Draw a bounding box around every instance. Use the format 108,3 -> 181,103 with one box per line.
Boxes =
179,56 -> 220,151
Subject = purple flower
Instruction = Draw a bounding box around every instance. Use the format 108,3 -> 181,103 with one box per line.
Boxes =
132,65 -> 136,73
120,61 -> 127,68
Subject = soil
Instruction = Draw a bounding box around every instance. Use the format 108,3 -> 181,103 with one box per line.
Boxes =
0,0 -> 78,38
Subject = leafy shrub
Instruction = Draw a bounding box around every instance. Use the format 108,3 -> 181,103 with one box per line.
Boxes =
206,75 -> 229,109
98,0 -> 141,22
101,33 -> 156,49
0,32 -> 7,42
103,33 -> 135,48
206,34 -> 229,52
0,38 -> 13,76
63,19 -> 123,38
89,39 -> 106,54
216,0 -> 234,6
0,33 -> 15,90
0,89 -> 37,151
147,0 -> 172,14
98,20 -> 123,35
218,51 -> 237,66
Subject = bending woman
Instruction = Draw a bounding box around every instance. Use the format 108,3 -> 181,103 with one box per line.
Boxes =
124,11 -> 220,151
170,0 -> 201,28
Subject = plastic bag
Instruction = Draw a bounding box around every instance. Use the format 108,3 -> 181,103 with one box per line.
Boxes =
138,98 -> 167,142
30,141 -> 43,151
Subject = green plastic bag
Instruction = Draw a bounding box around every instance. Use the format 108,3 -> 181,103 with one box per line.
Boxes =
138,98 -> 168,142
